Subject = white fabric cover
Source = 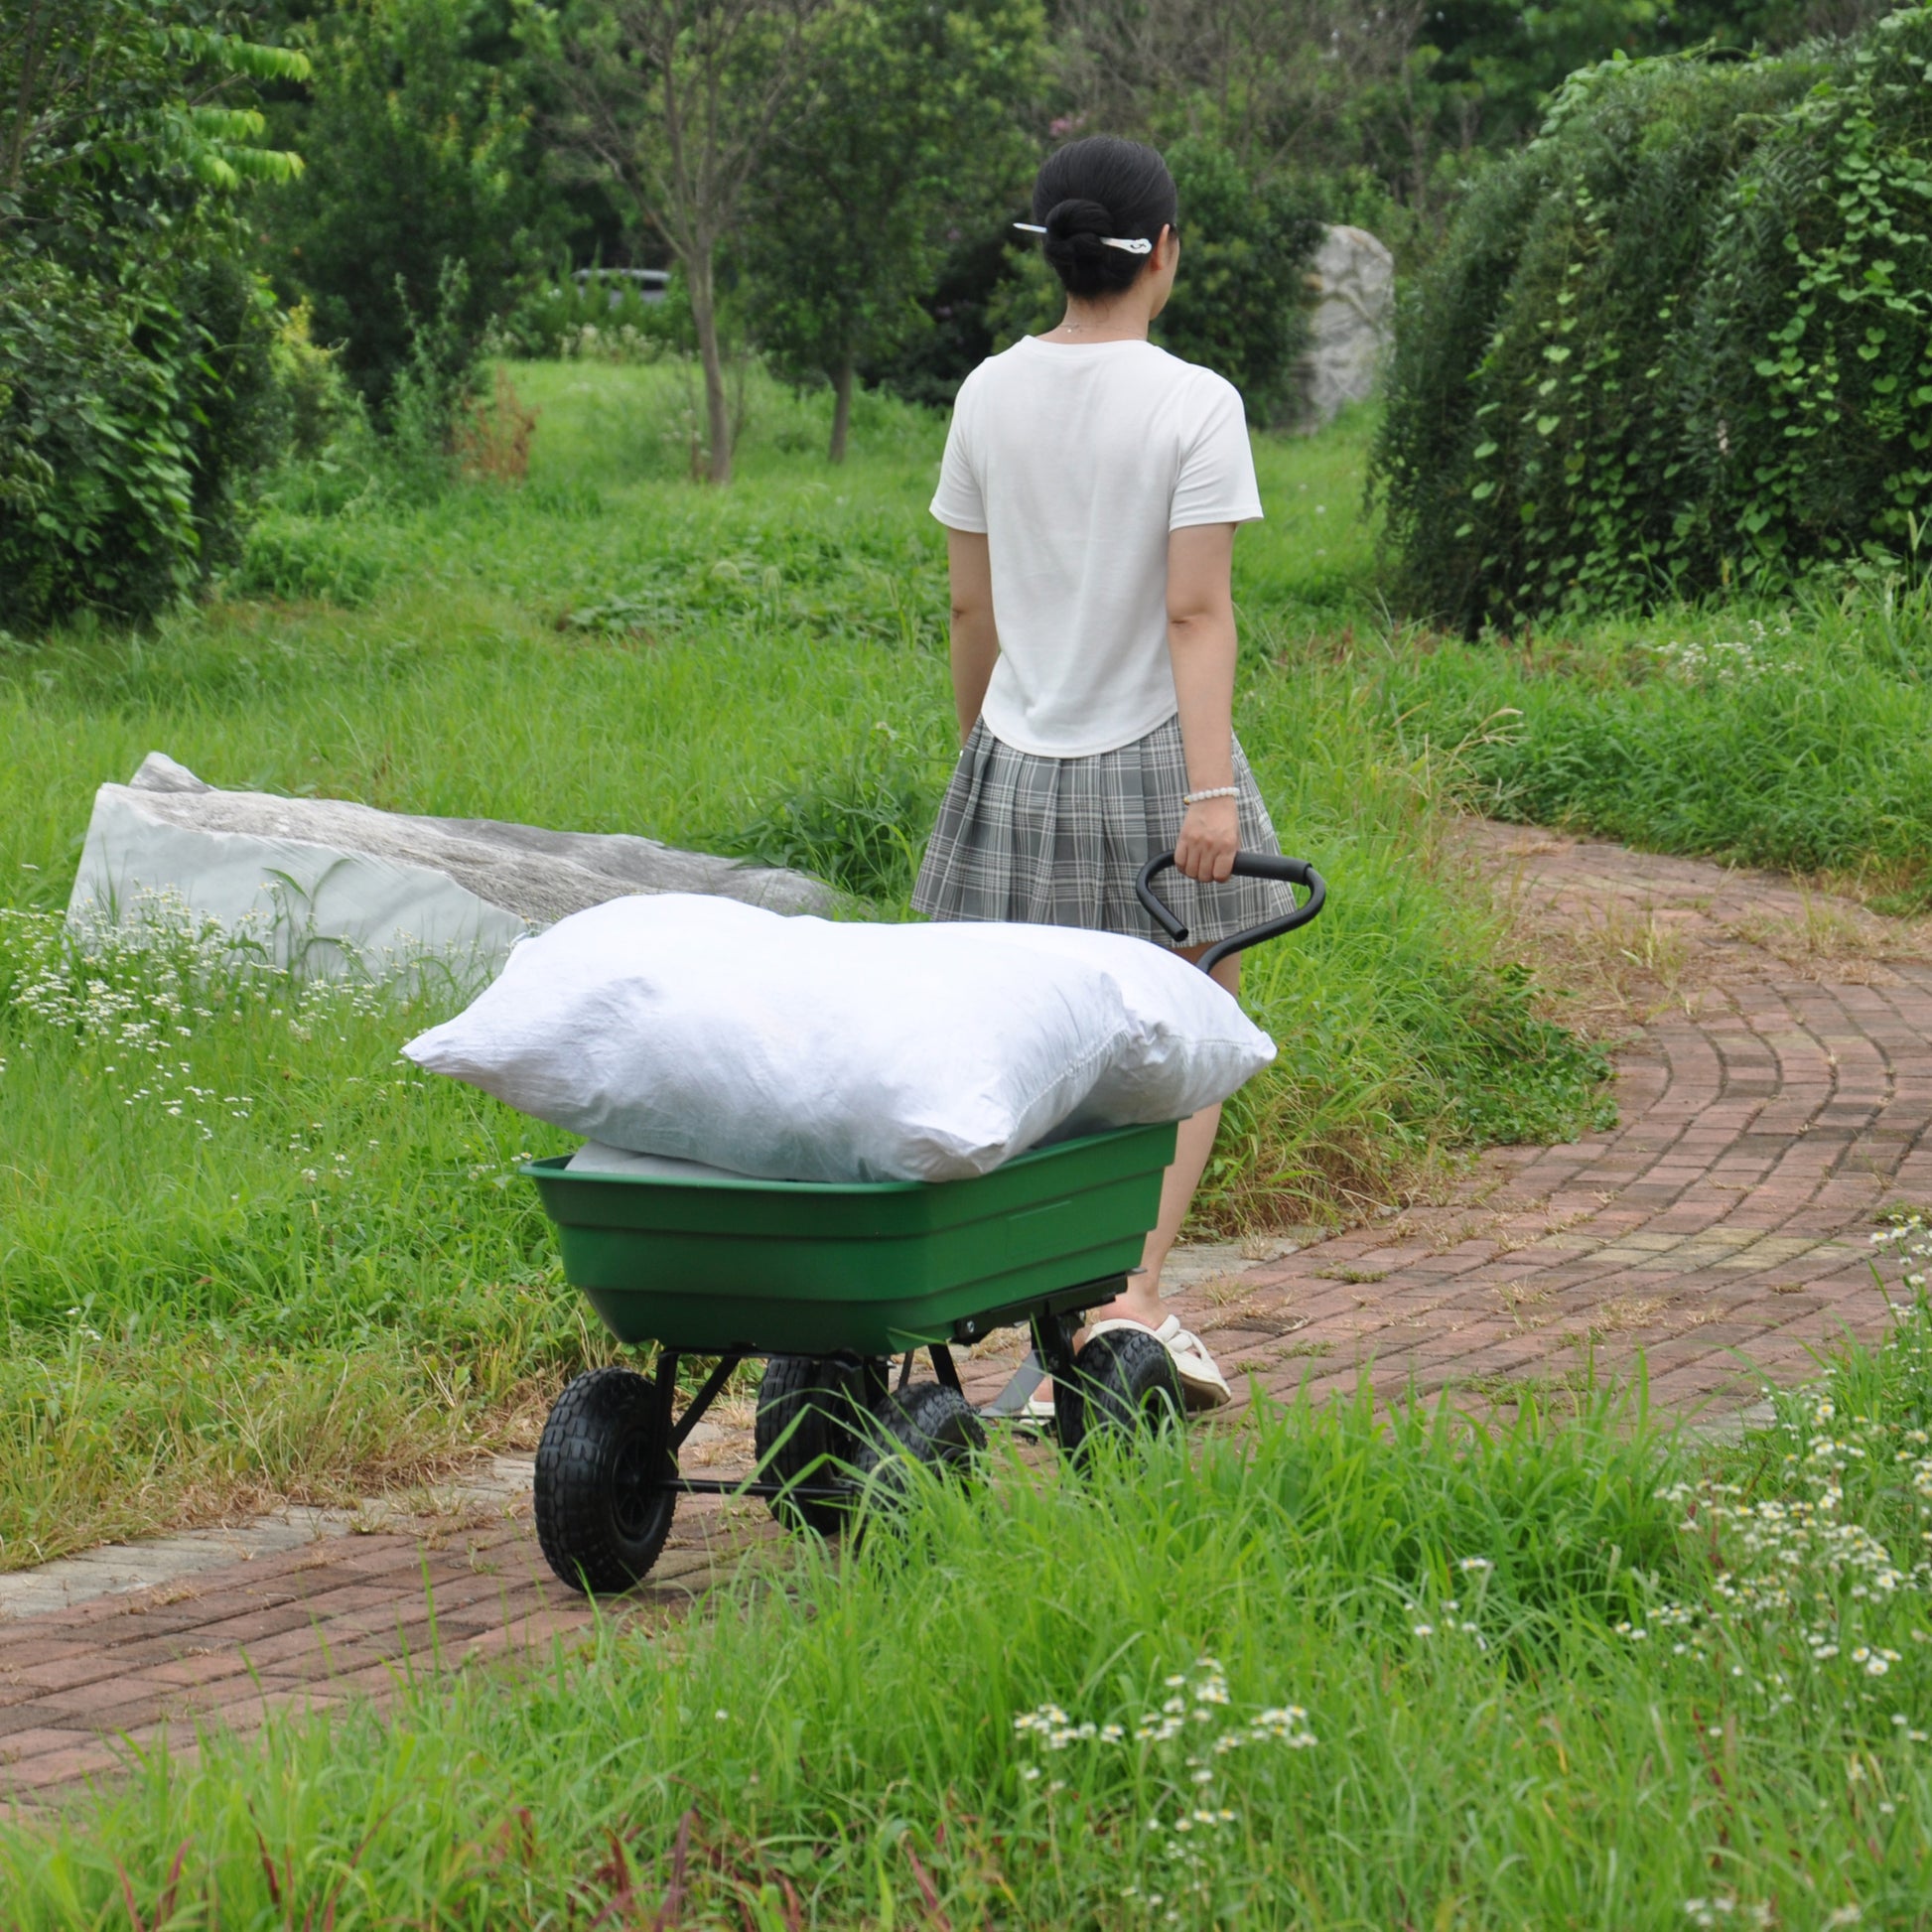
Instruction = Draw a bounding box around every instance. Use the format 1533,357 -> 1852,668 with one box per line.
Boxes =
406,895 -> 1274,1182
565,1145 -> 759,1182
67,753 -> 829,980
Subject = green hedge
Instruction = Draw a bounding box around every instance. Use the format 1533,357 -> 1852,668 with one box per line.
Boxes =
1374,7 -> 1932,629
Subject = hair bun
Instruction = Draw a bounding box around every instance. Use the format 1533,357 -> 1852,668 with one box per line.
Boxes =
1028,138 -> 1175,300
1041,197 -> 1113,263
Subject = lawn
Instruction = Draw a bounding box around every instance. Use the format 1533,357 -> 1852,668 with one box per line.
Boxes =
0,364 -> 1605,1565
6,1247 -> 1930,1928
8,360 -> 1932,1926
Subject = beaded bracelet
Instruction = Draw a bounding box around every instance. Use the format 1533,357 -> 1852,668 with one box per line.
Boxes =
1182,785 -> 1240,805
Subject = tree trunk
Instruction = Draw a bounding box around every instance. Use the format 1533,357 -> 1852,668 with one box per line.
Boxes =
828,354 -> 854,465
687,246 -> 733,484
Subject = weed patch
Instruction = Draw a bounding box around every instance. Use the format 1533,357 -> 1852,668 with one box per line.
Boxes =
12,1276 -> 1932,1925
0,368 -> 1610,1540
721,749 -> 940,902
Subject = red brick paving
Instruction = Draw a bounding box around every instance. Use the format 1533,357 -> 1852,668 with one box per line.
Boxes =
7,826 -> 1930,1800
0,1501 -> 777,1802
1207,826 -> 1929,1419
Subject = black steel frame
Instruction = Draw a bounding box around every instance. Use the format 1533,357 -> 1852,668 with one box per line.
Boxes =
636,1272 -> 1128,1501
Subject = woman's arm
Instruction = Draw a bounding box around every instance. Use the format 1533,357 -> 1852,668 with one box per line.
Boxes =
945,528 -> 1000,745
1167,521 -> 1240,884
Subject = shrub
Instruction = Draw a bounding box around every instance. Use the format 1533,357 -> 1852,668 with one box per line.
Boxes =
1374,7 -> 1932,629
232,513 -> 388,607
0,244 -> 295,636
497,264 -> 694,361
272,304 -> 356,459
383,259 -> 488,492
0,5 -> 307,631
455,367 -> 540,483
0,263 -> 195,629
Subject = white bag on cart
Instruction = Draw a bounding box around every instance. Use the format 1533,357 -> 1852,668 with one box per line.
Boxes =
404,894 -> 1273,1182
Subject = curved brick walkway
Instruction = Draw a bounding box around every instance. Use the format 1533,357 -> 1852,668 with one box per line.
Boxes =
1196,825 -> 1931,1414
6,826 -> 1929,1801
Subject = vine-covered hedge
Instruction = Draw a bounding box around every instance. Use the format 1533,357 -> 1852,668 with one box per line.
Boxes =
0,6 -> 306,632
1374,7 -> 1932,629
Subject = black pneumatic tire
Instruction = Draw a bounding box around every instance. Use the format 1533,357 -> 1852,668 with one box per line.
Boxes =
1054,1328 -> 1184,1461
848,1382 -> 987,1514
754,1354 -> 879,1535
534,1366 -> 678,1595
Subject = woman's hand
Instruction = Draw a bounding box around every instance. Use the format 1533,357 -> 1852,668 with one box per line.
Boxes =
1174,794 -> 1240,883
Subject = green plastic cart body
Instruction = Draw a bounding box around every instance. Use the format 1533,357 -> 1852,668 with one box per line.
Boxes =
521,1120 -> 1178,1355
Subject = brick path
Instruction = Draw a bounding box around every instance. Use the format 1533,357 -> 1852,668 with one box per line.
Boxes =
7,826 -> 1930,1801
1189,825 -> 1932,1414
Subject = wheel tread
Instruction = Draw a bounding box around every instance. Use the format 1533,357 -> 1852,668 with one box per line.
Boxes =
534,1365 -> 676,1595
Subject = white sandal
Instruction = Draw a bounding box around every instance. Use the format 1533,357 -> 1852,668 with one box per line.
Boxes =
1084,1314 -> 1233,1412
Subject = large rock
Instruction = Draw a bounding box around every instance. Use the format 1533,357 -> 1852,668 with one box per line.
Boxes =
68,753 -> 831,975
1286,225 -> 1395,434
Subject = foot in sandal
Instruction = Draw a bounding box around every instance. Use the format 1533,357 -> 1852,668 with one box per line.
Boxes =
1087,1313 -> 1231,1411
1024,1314 -> 1234,1419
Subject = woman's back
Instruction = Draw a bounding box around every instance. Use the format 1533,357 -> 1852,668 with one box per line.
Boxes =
932,337 -> 1259,759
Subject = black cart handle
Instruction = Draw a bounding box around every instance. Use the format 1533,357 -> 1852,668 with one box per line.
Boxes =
1135,850 -> 1327,975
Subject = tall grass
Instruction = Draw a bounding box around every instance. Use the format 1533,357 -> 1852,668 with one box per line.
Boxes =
1361,588 -> 1932,907
0,368 -> 1606,1553
0,903 -> 592,1565
8,1266 -> 1932,1925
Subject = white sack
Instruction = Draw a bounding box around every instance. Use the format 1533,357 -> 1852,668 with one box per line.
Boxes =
405,896 -> 1275,1183
970,921 -> 1273,1133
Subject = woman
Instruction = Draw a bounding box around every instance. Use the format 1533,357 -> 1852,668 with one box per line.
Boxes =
914,135 -> 1294,1411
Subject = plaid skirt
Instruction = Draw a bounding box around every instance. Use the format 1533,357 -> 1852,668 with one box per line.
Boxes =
912,714 -> 1296,947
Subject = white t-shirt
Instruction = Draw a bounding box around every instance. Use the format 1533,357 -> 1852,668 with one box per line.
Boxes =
929,337 -> 1263,759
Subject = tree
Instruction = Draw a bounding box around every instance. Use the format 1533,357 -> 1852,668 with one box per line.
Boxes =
740,0 -> 1042,463
0,2 -> 307,628
1155,138 -> 1322,422
264,0 -> 556,412
550,0 -> 829,483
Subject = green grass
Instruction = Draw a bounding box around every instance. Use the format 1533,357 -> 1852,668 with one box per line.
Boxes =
8,360 -> 1932,1926
7,1268 -> 1931,1927
0,365 -> 1610,1558
1356,590 -> 1932,909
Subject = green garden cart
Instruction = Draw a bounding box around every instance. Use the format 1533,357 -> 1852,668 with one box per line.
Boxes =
524,851 -> 1325,1593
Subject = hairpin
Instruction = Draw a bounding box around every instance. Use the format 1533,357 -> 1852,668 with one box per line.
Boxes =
1013,222 -> 1153,256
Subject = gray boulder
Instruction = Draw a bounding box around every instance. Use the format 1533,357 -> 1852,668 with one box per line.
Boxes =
68,753 -> 830,976
1286,225 -> 1396,434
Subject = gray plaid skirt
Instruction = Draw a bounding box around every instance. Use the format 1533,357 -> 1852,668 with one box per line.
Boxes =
912,714 -> 1296,947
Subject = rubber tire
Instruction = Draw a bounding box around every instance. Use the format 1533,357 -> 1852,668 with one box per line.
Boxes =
1053,1327 -> 1184,1461
754,1354 -> 878,1534
848,1382 -> 987,1514
534,1366 -> 678,1595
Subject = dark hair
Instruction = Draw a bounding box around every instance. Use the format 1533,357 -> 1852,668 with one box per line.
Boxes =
1031,136 -> 1177,301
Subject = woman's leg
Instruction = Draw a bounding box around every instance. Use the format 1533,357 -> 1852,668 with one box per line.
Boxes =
1075,946 -> 1237,1331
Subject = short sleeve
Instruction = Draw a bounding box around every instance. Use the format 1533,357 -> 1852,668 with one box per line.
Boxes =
1170,376 -> 1264,530
929,377 -> 988,532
